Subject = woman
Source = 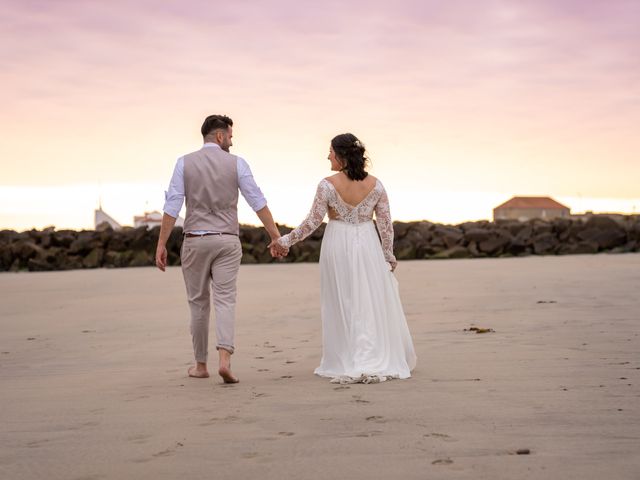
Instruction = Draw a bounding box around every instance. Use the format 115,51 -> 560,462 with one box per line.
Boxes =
277,133 -> 417,384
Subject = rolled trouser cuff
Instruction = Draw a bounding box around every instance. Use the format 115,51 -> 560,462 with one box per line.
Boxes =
216,344 -> 235,354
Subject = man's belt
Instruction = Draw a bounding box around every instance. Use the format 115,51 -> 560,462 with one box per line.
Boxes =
184,232 -> 238,238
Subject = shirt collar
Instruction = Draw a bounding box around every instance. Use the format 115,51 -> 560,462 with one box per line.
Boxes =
203,142 -> 221,149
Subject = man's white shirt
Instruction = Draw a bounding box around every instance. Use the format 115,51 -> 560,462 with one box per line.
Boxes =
163,143 -> 267,233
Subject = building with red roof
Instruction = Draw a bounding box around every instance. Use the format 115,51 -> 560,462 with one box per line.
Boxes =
493,196 -> 570,222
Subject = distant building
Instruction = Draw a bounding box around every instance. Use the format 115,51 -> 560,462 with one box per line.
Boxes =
134,210 -> 184,229
94,207 -> 122,230
493,196 -> 570,222
570,211 -> 628,224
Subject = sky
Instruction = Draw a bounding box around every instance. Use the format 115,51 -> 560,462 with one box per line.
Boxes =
1,0 -> 639,230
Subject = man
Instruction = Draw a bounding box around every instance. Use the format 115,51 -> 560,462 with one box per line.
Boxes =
155,114 -> 285,384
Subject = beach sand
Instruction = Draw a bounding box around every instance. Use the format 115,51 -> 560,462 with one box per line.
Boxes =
1,254 -> 639,479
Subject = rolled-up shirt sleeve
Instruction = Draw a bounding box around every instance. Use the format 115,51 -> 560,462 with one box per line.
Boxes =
237,156 -> 267,212
163,156 -> 185,218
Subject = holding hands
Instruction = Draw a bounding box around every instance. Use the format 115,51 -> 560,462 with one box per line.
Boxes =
269,238 -> 289,258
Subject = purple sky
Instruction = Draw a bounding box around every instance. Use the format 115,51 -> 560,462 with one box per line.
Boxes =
1,0 -> 639,228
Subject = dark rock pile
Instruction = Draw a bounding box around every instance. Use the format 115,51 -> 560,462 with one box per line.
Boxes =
393,216 -> 639,259
1,216 -> 638,272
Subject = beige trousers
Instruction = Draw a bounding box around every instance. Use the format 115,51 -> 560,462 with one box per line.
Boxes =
180,234 -> 243,363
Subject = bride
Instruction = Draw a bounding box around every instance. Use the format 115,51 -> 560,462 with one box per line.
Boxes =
275,133 -> 417,383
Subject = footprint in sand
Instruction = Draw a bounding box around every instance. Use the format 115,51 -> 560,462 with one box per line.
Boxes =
351,395 -> 370,404
127,434 -> 151,444
353,431 -> 383,438
366,416 -> 385,423
432,458 -> 453,465
200,415 -> 240,426
278,432 -> 295,437
255,356 -> 265,359
152,442 -> 183,458
285,360 -> 296,364
241,452 -> 260,459
258,369 -> 270,372
280,375 -> 293,379
424,432 -> 456,442
26,439 -> 50,448
333,386 -> 350,391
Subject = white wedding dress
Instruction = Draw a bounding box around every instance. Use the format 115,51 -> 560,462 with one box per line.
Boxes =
279,178 -> 417,383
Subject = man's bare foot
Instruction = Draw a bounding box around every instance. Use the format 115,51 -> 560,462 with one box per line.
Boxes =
218,348 -> 239,383
218,366 -> 239,384
188,365 -> 209,378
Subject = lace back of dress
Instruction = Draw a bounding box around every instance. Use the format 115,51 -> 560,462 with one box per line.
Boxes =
326,179 -> 381,225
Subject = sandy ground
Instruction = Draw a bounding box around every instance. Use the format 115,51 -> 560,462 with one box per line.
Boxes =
1,254 -> 639,480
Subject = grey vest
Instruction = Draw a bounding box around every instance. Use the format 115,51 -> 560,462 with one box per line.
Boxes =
183,146 -> 239,234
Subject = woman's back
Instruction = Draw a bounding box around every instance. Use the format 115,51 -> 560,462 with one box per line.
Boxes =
325,173 -> 377,208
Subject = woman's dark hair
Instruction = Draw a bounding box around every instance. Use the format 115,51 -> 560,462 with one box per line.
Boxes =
331,133 -> 369,181
201,114 -> 233,137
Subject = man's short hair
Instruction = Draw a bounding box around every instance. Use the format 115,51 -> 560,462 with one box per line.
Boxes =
201,115 -> 233,137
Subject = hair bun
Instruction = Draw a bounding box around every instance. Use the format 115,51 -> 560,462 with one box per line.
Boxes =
330,133 -> 370,181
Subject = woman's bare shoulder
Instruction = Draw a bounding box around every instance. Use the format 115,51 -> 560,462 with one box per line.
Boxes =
324,174 -> 342,186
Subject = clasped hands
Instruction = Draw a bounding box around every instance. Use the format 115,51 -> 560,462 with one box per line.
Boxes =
268,238 -> 289,258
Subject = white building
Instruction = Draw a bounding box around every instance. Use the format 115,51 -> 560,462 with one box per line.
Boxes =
94,207 -> 122,230
134,211 -> 184,229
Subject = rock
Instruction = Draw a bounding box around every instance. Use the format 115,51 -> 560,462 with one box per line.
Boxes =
241,253 -> 258,264
310,223 -> 326,241
129,250 -> 153,267
129,226 -> 153,251
532,232 -> 558,255
432,226 -> 463,248
531,220 -> 553,235
432,246 -> 471,259
514,224 -> 534,244
2,217 -> 638,272
0,230 -> 21,245
506,238 -> 528,255
406,222 -> 433,242
402,228 -> 429,247
95,221 -> 113,232
69,231 -> 99,255
0,244 -> 14,271
392,222 -> 413,240
51,230 -> 76,248
578,227 -> 626,250
584,216 -> 623,230
82,248 -> 104,268
166,227 -> 184,255
464,228 -> 491,243
557,241 -> 598,255
27,258 -> 53,271
478,232 -> 511,255
103,250 -> 133,268
609,241 -> 636,254
14,241 -> 45,262
394,239 -> 416,260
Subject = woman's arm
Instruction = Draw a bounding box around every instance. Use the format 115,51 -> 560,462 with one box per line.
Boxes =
374,183 -> 398,271
278,180 -> 330,248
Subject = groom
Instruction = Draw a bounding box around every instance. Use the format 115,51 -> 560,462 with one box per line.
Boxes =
155,114 -> 285,383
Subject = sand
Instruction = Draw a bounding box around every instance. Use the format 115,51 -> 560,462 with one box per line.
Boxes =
1,254 -> 639,479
